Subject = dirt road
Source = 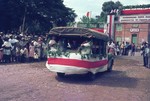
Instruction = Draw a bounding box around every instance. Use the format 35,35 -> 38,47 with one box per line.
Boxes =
0,55 -> 150,101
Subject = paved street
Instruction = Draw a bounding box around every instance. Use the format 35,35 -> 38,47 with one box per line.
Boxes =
0,53 -> 150,101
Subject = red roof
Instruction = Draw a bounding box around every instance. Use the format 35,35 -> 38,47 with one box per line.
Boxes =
122,9 -> 150,15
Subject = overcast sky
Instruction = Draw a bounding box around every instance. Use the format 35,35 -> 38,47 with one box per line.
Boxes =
63,0 -> 150,21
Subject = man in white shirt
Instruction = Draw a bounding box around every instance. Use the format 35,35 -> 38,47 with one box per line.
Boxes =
2,37 -> 12,63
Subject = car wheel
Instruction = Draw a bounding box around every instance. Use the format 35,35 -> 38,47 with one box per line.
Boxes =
87,72 -> 95,80
57,72 -> 65,78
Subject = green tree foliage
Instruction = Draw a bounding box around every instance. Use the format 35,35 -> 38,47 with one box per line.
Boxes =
79,16 -> 89,23
78,16 -> 103,28
79,16 -> 99,23
0,0 -> 77,34
100,1 -> 123,22
100,1 -> 150,23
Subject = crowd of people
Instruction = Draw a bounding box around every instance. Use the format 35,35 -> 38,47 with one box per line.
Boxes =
0,31 -> 149,68
107,41 -> 136,56
108,40 -> 150,68
0,32 -> 48,63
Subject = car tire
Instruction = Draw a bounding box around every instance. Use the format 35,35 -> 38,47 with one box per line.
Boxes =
87,72 -> 95,80
57,72 -> 65,78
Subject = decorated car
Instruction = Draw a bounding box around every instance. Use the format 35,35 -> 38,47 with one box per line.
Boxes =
46,27 -> 114,79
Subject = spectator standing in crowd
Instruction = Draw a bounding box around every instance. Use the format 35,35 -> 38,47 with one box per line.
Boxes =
130,42 -> 136,56
24,45 -> 29,62
140,42 -> 145,55
41,41 -> 47,60
124,42 -> 131,56
148,44 -> 150,68
37,37 -> 43,60
20,46 -> 26,63
0,35 -> 3,62
28,41 -> 35,62
9,35 -> 19,62
144,43 -> 149,67
120,41 -> 125,55
116,41 -> 120,55
2,37 -> 12,63
15,42 -> 21,62
33,40 -> 40,61
141,42 -> 149,67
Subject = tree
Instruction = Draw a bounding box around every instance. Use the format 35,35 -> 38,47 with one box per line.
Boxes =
100,1 -> 150,23
0,0 -> 77,34
100,1 -> 123,22
79,16 -> 99,23
79,16 -> 89,23
77,16 -> 103,28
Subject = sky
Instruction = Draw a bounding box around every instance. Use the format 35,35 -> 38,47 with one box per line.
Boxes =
63,0 -> 150,22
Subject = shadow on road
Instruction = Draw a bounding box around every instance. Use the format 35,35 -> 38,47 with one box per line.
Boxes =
95,70 -> 138,88
56,70 -> 138,88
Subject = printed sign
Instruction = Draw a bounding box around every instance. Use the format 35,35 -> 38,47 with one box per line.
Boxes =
130,28 -> 140,33
119,14 -> 150,23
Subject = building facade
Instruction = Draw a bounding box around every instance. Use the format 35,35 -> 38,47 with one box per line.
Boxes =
114,8 -> 150,46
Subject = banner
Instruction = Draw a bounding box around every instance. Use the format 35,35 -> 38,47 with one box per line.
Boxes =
86,12 -> 90,17
119,14 -> 150,23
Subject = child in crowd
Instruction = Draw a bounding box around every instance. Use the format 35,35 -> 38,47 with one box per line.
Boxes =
29,42 -> 35,62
